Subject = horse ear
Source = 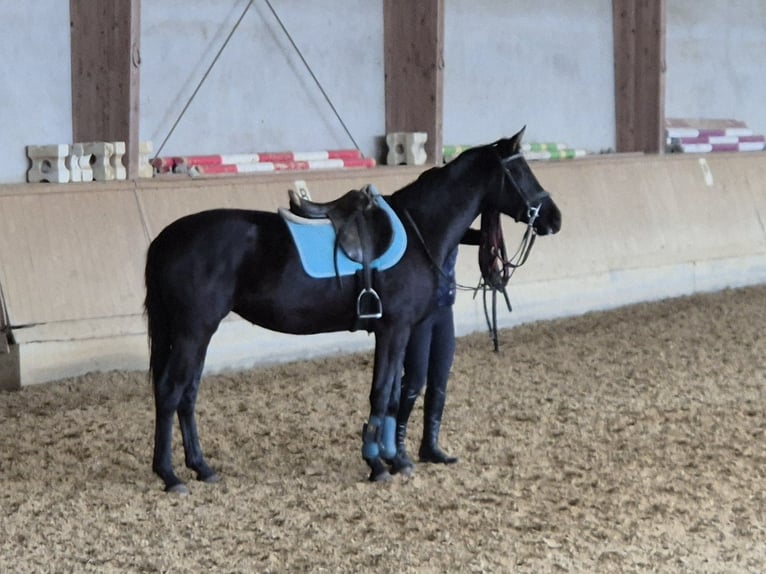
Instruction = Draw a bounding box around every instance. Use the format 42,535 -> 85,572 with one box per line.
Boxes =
496,126 -> 526,159
511,125 -> 526,147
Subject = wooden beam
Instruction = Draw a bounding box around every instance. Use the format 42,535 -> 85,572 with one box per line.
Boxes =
612,0 -> 666,153
70,0 -> 141,179
384,0 -> 444,164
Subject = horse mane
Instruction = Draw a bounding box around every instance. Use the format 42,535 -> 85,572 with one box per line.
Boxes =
390,143 -> 496,205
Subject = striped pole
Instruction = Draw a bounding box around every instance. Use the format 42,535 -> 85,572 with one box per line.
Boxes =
151,149 -> 369,174
676,142 -> 765,154
524,149 -> 587,161
522,142 -> 570,152
665,118 -> 753,139
192,157 -> 376,175
175,149 -> 363,170
443,142 -> 581,162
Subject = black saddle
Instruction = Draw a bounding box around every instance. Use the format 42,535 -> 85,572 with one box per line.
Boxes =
288,185 -> 393,264
288,184 -> 394,321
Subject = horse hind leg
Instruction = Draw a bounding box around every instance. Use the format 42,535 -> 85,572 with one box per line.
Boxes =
178,366 -> 220,484
152,369 -> 187,493
152,335 -> 214,493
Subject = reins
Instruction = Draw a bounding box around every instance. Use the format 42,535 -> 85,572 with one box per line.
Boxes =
475,150 -> 545,351
402,209 -> 453,285
475,208 -> 539,351
405,203 -> 539,353
403,149 -> 545,352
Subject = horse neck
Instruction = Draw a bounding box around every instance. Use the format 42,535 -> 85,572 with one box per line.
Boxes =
395,174 -> 491,264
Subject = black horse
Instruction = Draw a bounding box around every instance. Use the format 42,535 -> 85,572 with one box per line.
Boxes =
144,127 -> 561,492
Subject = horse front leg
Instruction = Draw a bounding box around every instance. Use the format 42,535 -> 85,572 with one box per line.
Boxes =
384,372 -> 416,477
362,326 -> 409,482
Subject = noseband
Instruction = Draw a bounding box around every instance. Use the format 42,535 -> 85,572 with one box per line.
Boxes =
500,152 -> 551,229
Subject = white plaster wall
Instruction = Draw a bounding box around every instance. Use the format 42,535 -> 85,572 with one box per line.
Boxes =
444,0 -> 615,153
665,0 -> 766,136
1,2 -> 766,183
0,1 -> 72,183
140,0 -> 385,161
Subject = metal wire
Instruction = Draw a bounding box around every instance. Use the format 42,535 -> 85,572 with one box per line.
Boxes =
153,0 -> 256,160
154,0 -> 361,160
263,0 -> 361,152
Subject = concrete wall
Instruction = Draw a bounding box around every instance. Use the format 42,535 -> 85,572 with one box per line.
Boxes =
665,0 -> 766,136
140,0 -> 385,161
0,1 -> 72,183
3,151 -> 766,389
444,0 -> 615,153
1,1 -> 766,182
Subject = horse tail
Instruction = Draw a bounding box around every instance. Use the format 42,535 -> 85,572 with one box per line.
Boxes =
144,241 -> 171,389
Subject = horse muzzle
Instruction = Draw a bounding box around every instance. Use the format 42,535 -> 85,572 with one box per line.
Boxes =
533,199 -> 561,236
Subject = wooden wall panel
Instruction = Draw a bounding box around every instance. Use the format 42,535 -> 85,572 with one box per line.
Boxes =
384,0 -> 444,164
70,0 -> 141,178
6,152 -> 766,387
613,0 -> 666,153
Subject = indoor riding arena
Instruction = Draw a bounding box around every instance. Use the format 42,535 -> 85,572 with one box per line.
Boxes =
1,2 -> 765,572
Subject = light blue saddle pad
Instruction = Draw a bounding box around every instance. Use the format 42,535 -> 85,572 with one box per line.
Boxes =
279,191 -> 407,279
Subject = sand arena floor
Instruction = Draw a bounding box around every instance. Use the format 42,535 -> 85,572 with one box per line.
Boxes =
1,286 -> 765,572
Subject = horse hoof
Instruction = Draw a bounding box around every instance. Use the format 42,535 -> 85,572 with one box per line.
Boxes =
166,483 -> 190,495
369,469 -> 392,482
397,464 -> 414,478
388,461 -> 414,477
201,472 -> 221,484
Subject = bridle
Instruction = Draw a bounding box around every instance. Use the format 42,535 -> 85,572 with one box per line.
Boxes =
499,151 -> 550,242
402,149 -> 550,351
476,151 -> 550,350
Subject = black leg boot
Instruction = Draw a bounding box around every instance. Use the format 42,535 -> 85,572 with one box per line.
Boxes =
419,381 -> 458,464
388,390 -> 417,475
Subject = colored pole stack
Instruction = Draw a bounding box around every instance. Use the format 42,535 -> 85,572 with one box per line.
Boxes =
665,118 -> 766,153
523,148 -> 587,161
443,142 -> 588,163
151,149 -> 375,175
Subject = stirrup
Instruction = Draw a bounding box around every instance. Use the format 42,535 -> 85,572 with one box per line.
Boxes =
356,287 -> 382,319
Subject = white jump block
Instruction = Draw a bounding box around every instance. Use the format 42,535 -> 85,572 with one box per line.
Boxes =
82,142 -> 113,181
138,141 -> 154,178
386,132 -> 427,166
82,141 -> 126,181
27,144 -> 70,183
67,143 -> 94,182
111,141 -> 127,180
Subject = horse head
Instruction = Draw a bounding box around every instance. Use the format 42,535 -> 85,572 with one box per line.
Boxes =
492,127 -> 561,236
